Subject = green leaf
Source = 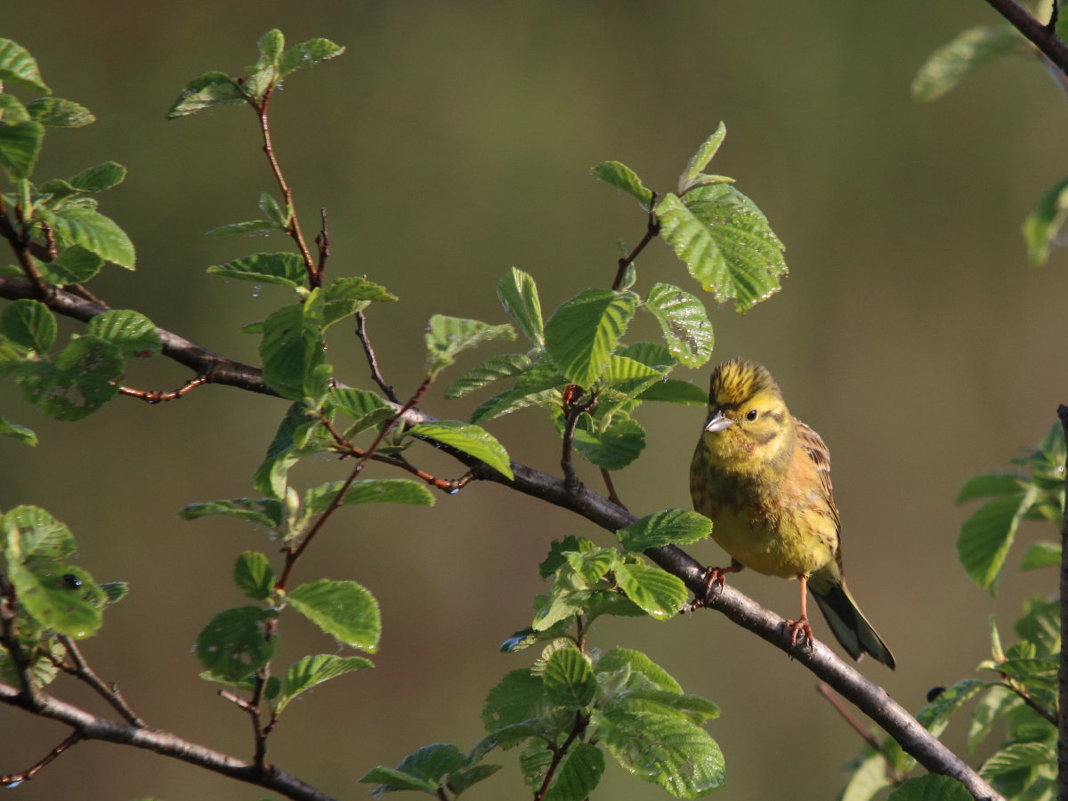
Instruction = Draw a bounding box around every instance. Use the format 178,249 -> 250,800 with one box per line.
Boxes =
445,352 -> 533,399
8,561 -> 104,639
43,205 -> 136,268
0,412 -> 36,446
99,581 -> 129,605
446,763 -> 503,796
622,690 -> 720,724
252,403 -> 324,498
591,161 -> 654,206
482,668 -> 547,730
544,289 -> 639,386
425,315 -> 516,377
656,186 -> 786,313
571,415 -> 646,470
86,309 -> 160,358
596,648 -> 683,693
36,245 -> 103,285
195,606 -> 276,681
915,679 -> 988,737
17,336 -> 123,421
980,741 -> 1057,779
644,282 -> 714,367
593,705 -> 724,797
967,686 -> 1019,753
409,420 -> 513,480
360,743 -> 469,796
678,122 -> 727,193
543,742 -> 604,801
256,29 -> 285,69
1,299 -> 56,352
1023,178 -> 1068,266
320,276 -> 397,328
637,379 -> 707,405
166,70 -> 246,118
233,551 -> 275,600
497,267 -> 545,346
276,653 -> 373,715
886,774 -> 972,801
259,301 -> 325,400
288,578 -> 380,652
357,765 -> 437,796
601,355 -> 663,384
207,252 -> 307,290
25,97 -> 94,128
911,26 -> 1023,103
304,478 -> 435,515
1021,540 -> 1061,570
613,563 -> 687,621
329,387 -> 393,435
178,497 -> 281,529
258,191 -> 287,226
0,39 -> 50,94
543,647 -> 596,708
958,486 -> 1040,591
0,93 -> 29,123
279,37 -> 346,77
0,119 -> 44,180
618,509 -> 711,552
2,505 -> 76,561
68,161 -> 126,193
205,219 -> 277,238
957,472 -> 1024,503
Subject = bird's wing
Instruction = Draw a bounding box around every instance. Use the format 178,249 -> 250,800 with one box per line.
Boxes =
795,417 -> 842,534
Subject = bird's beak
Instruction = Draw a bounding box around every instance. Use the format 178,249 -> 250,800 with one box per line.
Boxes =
704,409 -> 733,433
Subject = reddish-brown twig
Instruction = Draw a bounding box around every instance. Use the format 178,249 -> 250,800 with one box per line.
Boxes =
0,731 -> 83,786
118,376 -> 207,404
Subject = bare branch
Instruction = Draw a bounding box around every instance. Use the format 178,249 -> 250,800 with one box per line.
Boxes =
57,637 -> 145,728
0,731 -> 82,787
983,0 -> 1068,75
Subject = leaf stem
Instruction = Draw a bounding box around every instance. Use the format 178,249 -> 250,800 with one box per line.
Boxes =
610,191 -> 659,291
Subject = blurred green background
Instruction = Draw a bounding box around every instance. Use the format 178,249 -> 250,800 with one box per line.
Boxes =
2,2 -> 1067,799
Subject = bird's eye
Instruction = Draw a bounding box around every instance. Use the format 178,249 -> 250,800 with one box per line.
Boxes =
745,409 -> 758,421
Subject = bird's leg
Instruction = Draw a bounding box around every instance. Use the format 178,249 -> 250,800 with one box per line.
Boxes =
701,560 -> 744,605
783,574 -> 814,651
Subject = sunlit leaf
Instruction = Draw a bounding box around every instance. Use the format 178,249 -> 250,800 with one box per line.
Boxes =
409,420 -> 513,479
544,289 -> 639,386
288,578 -> 380,652
912,25 -> 1023,102
591,161 -> 654,206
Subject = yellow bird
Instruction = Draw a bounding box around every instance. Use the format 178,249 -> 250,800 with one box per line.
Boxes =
689,358 -> 895,668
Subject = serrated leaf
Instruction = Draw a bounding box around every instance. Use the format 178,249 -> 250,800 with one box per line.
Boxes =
36,245 -> 103,284
572,416 -> 645,470
8,561 -> 104,639
1023,178 -> 1068,266
410,420 -> 513,479
86,309 -> 160,357
915,679 -> 988,737
360,743 -> 466,796
656,186 -> 786,313
591,161 -> 654,206
0,39 -> 50,94
497,267 -> 545,346
958,486 -> 1039,591
328,387 -> 393,433
304,478 -> 435,515
445,352 -> 533,399
0,93 -> 30,123
446,762 -> 503,796
886,774 -> 972,801
276,653 -> 373,714
1021,540 -> 1060,570
644,282 -> 714,367
602,355 -> 663,384
912,25 -> 1023,103
0,299 -> 56,352
357,766 -> 437,796
43,205 -> 135,268
597,648 -> 683,693
0,119 -> 43,180
980,742 -> 1054,779
205,219 -> 277,238
678,122 -> 727,194
166,70 -> 246,118
425,315 -> 516,377
99,581 -> 129,605
618,509 -> 711,552
2,505 -> 76,561
195,606 -> 276,680
544,742 -> 604,801
544,289 -> 639,386
613,563 -> 687,621
957,472 -> 1025,503
233,551 -> 275,600
544,647 -> 596,708
68,161 -> 126,193
16,336 -> 122,421
252,403 -> 324,498
26,97 -> 94,128
178,497 -> 281,529
0,413 -> 36,446
260,301 -> 325,400
288,578 -> 380,652
967,686 -> 1019,753
482,668 -> 547,731
593,705 -> 724,797
258,191 -> 287,226
637,379 -> 707,405
279,38 -> 346,77
622,690 -> 720,724
470,386 -> 560,424
208,252 -> 307,290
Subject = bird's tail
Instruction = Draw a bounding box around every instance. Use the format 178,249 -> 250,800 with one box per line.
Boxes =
810,575 -> 895,669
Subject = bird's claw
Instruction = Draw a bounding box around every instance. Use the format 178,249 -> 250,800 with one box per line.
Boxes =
784,616 -> 814,653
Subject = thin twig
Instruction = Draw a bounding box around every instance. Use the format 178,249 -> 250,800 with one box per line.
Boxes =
118,376 -> 207,404
315,208 -> 331,275
816,682 -> 883,751
58,636 -> 145,728
0,731 -> 82,786
610,192 -> 660,291
354,311 -> 398,402
600,468 -> 626,510
560,386 -> 597,493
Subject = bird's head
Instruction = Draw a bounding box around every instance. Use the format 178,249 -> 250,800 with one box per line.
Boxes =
701,358 -> 794,470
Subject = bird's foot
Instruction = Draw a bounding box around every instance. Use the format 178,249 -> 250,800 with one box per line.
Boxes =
783,615 -> 814,653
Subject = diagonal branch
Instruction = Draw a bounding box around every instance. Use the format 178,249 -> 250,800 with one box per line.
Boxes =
983,0 -> 1068,75
0,682 -> 337,801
